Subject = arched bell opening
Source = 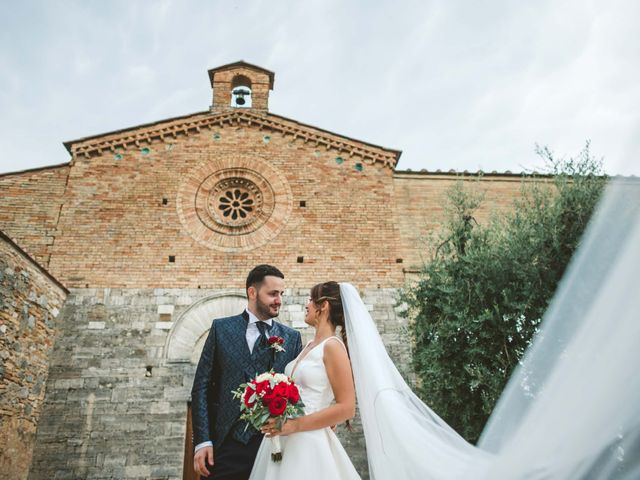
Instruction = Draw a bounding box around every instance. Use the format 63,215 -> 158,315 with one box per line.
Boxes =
231,74 -> 252,108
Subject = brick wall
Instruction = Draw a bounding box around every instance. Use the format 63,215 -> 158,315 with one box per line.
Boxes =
0,164 -> 70,267
0,232 -> 68,480
393,172 -> 547,273
48,122 -> 405,289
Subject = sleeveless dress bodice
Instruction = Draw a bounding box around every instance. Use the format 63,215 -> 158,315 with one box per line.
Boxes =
285,337 -> 341,414
249,336 -> 361,480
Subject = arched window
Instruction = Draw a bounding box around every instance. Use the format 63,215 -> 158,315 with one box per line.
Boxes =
230,75 -> 252,108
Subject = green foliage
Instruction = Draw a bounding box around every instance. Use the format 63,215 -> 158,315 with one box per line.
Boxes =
401,143 -> 607,442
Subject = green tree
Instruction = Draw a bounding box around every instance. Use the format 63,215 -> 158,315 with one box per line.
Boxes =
401,143 -> 607,442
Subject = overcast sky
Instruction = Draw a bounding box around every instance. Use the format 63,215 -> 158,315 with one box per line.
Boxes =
0,0 -> 638,176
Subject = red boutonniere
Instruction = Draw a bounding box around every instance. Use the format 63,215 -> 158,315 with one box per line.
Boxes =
267,336 -> 285,353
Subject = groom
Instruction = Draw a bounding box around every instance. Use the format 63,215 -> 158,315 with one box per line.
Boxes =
191,265 -> 303,479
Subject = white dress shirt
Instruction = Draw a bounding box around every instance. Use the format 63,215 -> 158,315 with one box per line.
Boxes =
245,308 -> 273,353
194,308 -> 274,453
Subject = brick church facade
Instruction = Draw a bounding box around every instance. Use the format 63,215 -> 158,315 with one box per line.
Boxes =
0,62 -> 528,479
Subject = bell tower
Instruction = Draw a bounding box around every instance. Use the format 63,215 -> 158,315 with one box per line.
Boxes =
208,61 -> 275,113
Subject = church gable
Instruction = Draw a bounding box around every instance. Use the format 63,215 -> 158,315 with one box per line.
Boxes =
64,109 -> 400,169
3,61 -> 402,289
63,60 -> 399,169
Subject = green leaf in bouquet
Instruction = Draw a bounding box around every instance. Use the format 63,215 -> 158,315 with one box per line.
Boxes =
258,411 -> 270,426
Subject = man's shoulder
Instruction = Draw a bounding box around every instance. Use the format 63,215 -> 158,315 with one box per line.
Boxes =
213,313 -> 245,327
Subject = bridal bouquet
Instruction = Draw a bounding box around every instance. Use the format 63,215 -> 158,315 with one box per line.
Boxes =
232,371 -> 305,461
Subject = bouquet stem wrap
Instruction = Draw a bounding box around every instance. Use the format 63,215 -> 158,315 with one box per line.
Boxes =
271,436 -> 283,462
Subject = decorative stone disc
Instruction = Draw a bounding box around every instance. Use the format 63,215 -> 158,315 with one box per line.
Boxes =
177,154 -> 292,251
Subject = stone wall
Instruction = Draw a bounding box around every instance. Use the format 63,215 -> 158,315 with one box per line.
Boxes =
0,231 -> 68,480
29,287 -> 406,479
0,164 -> 70,267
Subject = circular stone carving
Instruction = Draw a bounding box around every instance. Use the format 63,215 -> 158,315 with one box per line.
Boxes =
177,154 -> 293,251
209,177 -> 264,227
195,168 -> 272,235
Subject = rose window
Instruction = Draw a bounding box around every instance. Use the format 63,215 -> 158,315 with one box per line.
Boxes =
177,155 -> 292,252
207,177 -> 265,228
219,189 -> 253,219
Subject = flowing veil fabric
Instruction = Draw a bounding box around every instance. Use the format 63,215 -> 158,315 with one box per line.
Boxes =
341,282 -> 488,480
340,178 -> 640,480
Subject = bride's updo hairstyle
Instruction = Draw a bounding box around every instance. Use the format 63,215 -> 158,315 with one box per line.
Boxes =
310,281 -> 349,356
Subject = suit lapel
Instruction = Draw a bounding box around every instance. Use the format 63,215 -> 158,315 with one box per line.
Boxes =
269,320 -> 281,340
229,312 -> 254,379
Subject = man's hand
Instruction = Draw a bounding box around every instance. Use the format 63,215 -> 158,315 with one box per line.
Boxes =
194,446 -> 214,477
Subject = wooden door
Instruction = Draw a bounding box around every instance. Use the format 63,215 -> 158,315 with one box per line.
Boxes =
183,401 -> 200,480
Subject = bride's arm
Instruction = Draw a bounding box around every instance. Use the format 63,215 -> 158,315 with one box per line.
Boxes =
264,340 -> 356,436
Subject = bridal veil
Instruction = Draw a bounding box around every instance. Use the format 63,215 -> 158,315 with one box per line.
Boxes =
340,178 -> 640,479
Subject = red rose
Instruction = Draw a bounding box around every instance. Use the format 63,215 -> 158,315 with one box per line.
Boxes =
268,336 -> 284,345
261,390 -> 277,405
255,380 -> 270,395
268,397 -> 287,416
274,382 -> 289,398
287,384 -> 300,403
243,388 -> 255,408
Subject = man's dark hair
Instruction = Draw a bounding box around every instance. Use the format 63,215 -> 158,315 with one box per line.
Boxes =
246,264 -> 284,293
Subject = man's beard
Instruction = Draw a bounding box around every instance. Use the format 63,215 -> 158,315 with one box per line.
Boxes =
255,297 -> 278,319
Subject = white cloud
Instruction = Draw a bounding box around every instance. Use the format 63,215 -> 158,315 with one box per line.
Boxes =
0,0 -> 638,176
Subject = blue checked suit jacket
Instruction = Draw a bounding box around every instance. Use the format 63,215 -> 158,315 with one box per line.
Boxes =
190,311 -> 303,448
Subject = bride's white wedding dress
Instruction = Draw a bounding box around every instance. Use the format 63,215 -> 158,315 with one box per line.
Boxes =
249,336 -> 361,480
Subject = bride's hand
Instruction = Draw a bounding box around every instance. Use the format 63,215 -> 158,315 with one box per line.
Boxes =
261,418 -> 299,437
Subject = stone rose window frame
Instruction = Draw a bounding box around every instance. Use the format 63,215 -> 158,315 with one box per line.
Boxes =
176,153 -> 293,252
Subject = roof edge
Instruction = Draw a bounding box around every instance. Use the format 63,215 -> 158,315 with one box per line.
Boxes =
207,61 -> 275,89
0,230 -> 69,294
393,169 -> 555,179
66,109 -> 401,168
267,112 -> 402,162
63,110 -> 210,153
0,162 -> 71,178
393,169 -> 629,179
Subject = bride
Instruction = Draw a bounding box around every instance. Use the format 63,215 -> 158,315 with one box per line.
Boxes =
252,179 -> 640,479
250,281 -> 361,479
